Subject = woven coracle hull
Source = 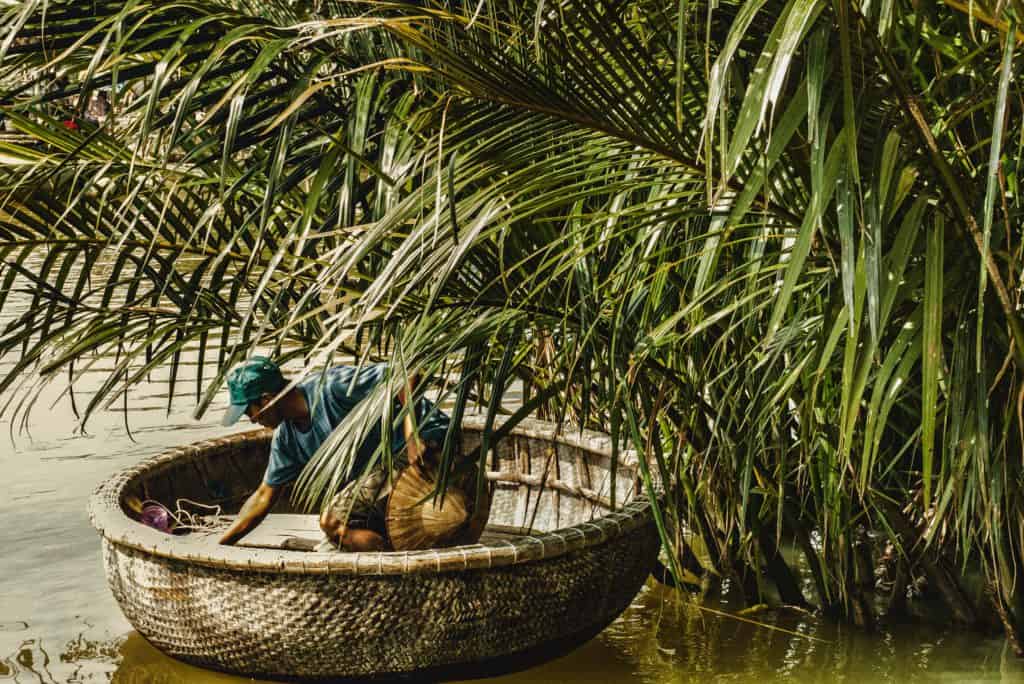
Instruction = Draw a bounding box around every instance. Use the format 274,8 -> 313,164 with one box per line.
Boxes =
90,415 -> 660,680
102,526 -> 658,679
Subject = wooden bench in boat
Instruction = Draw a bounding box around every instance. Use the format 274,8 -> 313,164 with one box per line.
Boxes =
221,514 -> 528,551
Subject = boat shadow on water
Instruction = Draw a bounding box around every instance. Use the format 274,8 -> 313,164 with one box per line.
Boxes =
109,625 -> 627,684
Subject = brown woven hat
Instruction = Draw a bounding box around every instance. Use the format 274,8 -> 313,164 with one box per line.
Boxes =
386,465 -> 489,551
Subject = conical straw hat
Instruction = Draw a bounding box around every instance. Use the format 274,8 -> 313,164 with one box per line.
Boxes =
387,465 -> 480,551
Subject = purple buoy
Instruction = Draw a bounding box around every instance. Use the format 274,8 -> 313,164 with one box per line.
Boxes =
140,504 -> 173,533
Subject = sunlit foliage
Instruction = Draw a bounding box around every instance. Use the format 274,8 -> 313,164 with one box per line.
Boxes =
1,0 -> 1023,642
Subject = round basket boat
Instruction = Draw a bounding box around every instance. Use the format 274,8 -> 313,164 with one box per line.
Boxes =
89,415 -> 660,681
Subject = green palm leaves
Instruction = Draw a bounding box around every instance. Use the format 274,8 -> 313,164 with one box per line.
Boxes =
1,0 -> 1023,639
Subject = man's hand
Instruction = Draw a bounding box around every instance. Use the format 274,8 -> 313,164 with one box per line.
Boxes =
219,483 -> 279,545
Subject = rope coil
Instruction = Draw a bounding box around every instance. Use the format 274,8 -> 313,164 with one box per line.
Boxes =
140,498 -> 226,533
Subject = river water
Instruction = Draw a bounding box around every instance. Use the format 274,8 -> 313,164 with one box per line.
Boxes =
1,293 -> 1023,683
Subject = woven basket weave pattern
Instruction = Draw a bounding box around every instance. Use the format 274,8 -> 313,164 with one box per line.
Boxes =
104,530 -> 658,677
91,416 -> 659,679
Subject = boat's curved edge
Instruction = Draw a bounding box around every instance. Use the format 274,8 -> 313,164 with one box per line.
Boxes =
88,415 -> 655,575
103,514 -> 662,681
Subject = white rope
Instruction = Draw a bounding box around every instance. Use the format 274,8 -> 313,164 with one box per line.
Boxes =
142,498 -> 227,533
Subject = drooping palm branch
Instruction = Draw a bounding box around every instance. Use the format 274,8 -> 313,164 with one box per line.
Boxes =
2,0 -> 1023,643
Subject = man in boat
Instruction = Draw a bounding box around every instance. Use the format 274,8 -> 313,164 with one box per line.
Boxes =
216,356 -> 448,551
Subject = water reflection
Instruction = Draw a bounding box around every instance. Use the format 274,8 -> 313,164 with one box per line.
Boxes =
1,634 -> 115,684
7,583 -> 1024,684
113,635 -> 274,684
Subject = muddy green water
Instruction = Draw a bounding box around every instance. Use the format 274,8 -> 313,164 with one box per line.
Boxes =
1,307 -> 1022,682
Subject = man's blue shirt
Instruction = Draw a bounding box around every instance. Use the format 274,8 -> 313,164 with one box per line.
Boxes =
263,364 -> 450,487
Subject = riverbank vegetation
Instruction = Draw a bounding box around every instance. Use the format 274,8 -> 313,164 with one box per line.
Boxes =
1,0 -> 1022,648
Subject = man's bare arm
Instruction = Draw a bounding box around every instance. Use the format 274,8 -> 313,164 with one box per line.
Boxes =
219,483 -> 280,545
398,373 -> 425,466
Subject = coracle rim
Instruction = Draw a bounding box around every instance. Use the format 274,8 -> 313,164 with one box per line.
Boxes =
88,414 -> 654,575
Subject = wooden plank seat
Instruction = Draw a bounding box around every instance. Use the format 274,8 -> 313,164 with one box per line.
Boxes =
232,514 -> 323,551
215,514 -> 531,551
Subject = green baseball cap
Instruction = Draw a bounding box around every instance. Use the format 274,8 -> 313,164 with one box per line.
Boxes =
221,356 -> 287,426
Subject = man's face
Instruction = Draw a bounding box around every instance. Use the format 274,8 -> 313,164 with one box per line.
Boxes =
246,393 -> 284,429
